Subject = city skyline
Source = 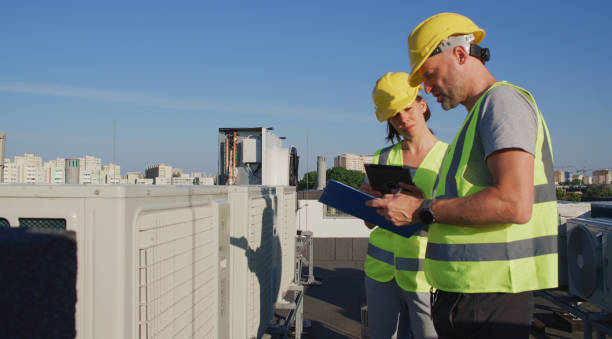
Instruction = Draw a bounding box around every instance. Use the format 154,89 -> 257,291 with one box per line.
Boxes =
4,149 -> 611,181
1,151 -> 215,184
1,2 -> 611,175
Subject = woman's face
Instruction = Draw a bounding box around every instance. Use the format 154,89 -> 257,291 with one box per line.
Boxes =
388,99 -> 428,138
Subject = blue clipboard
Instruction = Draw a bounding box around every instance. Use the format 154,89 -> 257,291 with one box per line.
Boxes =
318,180 -> 425,238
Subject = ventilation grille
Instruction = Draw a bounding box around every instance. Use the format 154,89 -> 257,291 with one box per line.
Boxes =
19,218 -> 66,230
137,207 -> 218,339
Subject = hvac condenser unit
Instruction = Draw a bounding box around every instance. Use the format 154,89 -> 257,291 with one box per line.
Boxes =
226,186 -> 297,339
0,185 -> 231,339
557,202 -> 592,288
567,217 -> 612,312
218,127 -> 291,186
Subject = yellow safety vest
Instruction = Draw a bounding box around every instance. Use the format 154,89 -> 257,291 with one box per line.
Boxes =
364,141 -> 448,292
425,81 -> 558,293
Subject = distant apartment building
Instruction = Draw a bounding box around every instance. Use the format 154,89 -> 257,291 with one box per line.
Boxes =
154,177 -> 172,185
101,163 -> 121,184
190,172 -> 215,185
334,154 -> 373,173
125,172 -> 142,184
592,169 -> 612,185
145,163 -> 173,185
172,168 -> 183,177
571,174 -> 583,183
79,155 -> 102,184
199,177 -> 215,185
43,158 -> 66,184
2,159 -> 18,183
17,153 -> 44,183
171,176 -> 194,185
554,170 -> 565,184
1,153 -> 45,183
136,178 -> 154,185
583,175 -> 593,185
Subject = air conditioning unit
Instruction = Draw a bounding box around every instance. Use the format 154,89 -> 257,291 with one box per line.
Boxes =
0,185 -> 231,339
226,186 -> 297,339
567,217 -> 612,312
557,202 -> 592,288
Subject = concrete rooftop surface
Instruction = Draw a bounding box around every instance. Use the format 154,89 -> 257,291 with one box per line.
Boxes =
300,239 -> 604,339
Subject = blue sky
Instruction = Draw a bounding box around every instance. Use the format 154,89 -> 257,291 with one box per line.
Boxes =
1,1 -> 611,176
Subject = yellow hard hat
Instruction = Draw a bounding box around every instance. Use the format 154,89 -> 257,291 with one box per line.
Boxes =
372,72 -> 422,122
408,12 -> 485,87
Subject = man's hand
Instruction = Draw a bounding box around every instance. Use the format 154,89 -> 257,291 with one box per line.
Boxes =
365,183 -> 425,226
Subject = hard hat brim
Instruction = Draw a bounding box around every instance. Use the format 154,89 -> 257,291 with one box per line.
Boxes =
375,94 -> 417,122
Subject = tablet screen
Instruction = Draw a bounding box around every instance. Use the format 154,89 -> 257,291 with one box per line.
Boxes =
364,163 -> 414,195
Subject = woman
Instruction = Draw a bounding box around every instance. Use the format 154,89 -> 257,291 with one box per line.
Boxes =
362,72 -> 447,339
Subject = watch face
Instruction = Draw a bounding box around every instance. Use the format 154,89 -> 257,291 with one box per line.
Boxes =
419,208 -> 434,224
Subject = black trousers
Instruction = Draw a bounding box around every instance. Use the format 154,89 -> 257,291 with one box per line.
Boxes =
431,290 -> 533,339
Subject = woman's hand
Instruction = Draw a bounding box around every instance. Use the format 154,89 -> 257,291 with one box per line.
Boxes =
361,183 -> 383,198
361,183 -> 382,229
365,183 -> 426,226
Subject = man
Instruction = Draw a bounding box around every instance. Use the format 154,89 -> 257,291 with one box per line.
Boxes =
366,13 -> 558,339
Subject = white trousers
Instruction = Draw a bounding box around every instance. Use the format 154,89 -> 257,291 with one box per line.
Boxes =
365,276 -> 437,339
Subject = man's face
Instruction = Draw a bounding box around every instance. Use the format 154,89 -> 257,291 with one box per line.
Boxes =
418,49 -> 466,110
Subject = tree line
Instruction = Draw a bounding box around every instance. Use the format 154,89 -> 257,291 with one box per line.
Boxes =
557,184 -> 612,202
298,167 -> 365,191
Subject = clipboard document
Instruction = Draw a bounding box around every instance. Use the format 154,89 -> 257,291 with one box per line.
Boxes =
318,180 -> 424,238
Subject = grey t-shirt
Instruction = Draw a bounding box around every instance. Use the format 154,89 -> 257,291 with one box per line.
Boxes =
462,84 -> 538,187
478,85 -> 538,158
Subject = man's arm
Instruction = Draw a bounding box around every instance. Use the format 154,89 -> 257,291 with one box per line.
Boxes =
366,148 -> 534,227
432,148 -> 534,225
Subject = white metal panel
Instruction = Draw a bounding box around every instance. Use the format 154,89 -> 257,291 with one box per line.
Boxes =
296,200 -> 373,238
241,138 -> 259,163
261,129 -> 289,186
0,185 -> 232,339
247,194 -> 277,337
227,186 -> 249,339
276,186 -> 297,303
227,186 -> 285,339
216,200 -> 231,339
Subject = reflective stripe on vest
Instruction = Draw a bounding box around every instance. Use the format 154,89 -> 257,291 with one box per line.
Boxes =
396,258 -> 425,271
367,243 -> 394,265
426,81 -> 558,293
426,234 -> 557,261
367,243 -> 425,271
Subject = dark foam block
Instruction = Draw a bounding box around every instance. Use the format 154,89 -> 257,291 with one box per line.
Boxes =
591,202 -> 612,218
0,228 -> 77,339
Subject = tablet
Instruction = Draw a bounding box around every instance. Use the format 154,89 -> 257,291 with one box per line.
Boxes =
364,163 -> 414,195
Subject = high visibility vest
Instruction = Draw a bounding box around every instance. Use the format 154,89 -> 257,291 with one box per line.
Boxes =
364,141 -> 448,292
425,81 -> 558,293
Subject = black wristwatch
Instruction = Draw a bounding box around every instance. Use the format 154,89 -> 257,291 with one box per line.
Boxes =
418,199 -> 436,225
